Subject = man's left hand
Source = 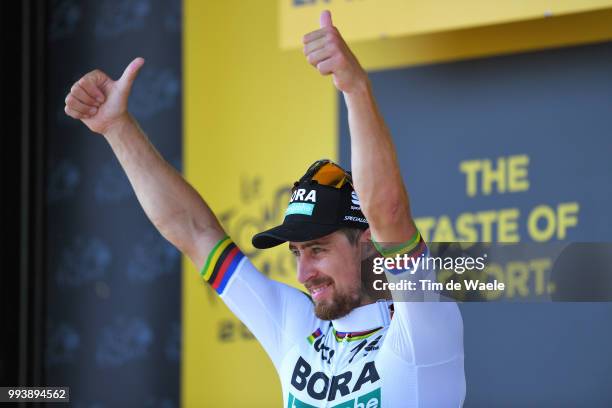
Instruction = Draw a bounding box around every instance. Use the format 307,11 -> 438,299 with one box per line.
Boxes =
303,10 -> 368,94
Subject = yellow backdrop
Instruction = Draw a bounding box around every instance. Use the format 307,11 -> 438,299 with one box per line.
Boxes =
183,1 -> 612,406
280,0 -> 612,49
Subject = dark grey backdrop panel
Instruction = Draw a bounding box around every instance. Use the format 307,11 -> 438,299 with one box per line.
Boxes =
46,1 -> 182,406
340,41 -> 612,406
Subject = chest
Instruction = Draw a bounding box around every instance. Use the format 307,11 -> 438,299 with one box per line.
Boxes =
282,326 -> 388,407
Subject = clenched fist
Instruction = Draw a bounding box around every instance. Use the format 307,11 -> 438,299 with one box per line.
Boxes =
303,10 -> 367,93
64,57 -> 145,135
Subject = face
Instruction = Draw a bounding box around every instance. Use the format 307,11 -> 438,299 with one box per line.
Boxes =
289,230 -> 372,320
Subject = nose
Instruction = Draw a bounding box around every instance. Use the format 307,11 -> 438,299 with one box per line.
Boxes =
296,254 -> 317,284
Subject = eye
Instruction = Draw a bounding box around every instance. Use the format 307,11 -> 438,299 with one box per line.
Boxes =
290,249 -> 300,257
311,247 -> 324,255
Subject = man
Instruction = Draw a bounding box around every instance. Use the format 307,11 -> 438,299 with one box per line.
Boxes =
65,10 -> 465,407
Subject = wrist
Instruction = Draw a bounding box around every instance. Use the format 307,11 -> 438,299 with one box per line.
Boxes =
103,113 -> 135,140
342,74 -> 371,97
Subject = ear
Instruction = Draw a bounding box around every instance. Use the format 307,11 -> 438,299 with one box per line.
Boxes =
359,228 -> 377,260
360,228 -> 372,243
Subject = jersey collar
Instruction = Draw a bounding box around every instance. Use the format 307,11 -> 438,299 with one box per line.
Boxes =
331,299 -> 393,333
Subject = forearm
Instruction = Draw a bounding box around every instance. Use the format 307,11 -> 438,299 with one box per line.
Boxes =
103,115 -> 225,267
344,81 -> 415,242
300,10 -> 416,241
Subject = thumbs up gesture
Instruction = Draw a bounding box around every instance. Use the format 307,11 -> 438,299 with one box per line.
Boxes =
303,11 -> 367,93
64,57 -> 145,135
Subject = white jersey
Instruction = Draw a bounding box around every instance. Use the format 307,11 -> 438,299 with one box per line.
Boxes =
202,238 -> 465,407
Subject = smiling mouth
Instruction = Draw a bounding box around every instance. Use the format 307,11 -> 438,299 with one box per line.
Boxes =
309,282 -> 332,301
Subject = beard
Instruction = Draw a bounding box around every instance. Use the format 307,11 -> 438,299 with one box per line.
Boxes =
314,290 -> 361,321
313,283 -> 363,321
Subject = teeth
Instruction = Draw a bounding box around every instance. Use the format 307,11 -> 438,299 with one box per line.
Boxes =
311,284 -> 329,295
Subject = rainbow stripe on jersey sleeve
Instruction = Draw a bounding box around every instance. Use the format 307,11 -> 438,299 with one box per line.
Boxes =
200,236 -> 245,295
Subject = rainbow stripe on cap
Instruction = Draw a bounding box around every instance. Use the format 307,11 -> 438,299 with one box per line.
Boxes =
201,236 -> 245,295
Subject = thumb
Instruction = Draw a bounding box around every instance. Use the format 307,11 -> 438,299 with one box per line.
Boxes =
320,10 -> 332,28
118,57 -> 145,91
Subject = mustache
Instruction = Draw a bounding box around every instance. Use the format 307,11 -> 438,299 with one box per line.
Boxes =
305,277 -> 333,291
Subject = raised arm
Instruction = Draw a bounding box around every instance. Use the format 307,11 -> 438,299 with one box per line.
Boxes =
64,58 -> 225,268
303,11 -> 416,244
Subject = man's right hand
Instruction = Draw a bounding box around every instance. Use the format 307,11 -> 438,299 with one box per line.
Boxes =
64,57 -> 145,135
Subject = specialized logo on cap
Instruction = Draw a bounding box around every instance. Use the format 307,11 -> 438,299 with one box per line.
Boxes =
351,191 -> 361,211
344,215 -> 368,224
286,188 -> 317,216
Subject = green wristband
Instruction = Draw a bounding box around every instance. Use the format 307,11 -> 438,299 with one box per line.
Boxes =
372,229 -> 421,257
